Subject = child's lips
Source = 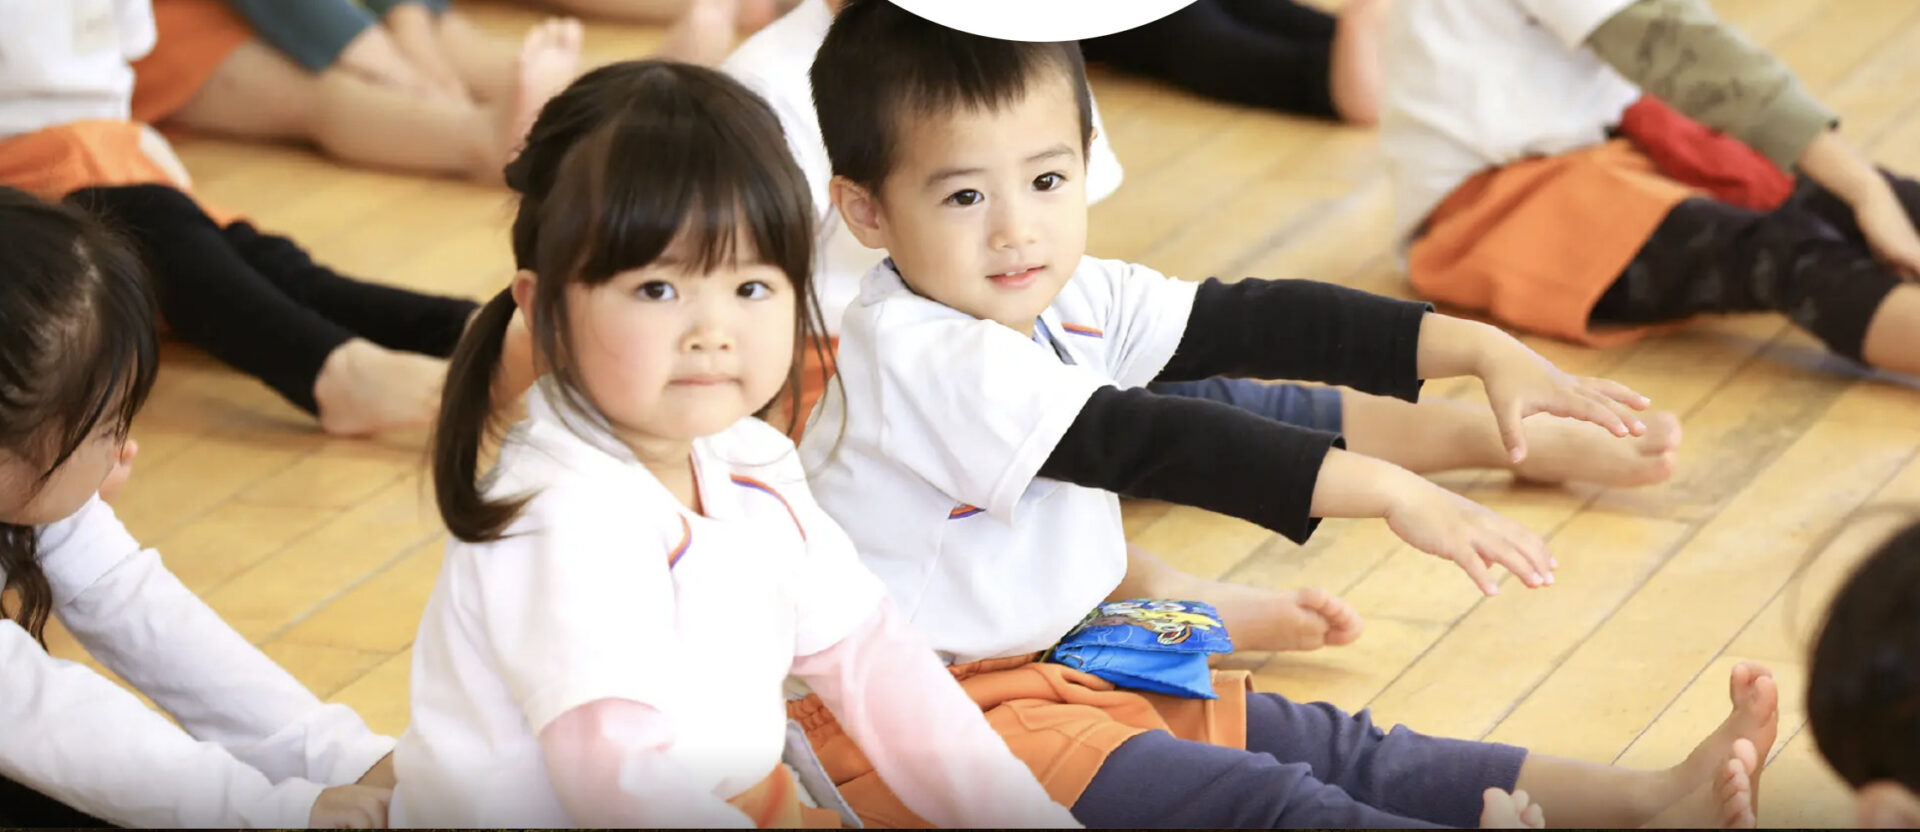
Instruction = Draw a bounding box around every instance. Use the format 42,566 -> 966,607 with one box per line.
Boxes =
671,374 -> 737,386
989,266 -> 1044,288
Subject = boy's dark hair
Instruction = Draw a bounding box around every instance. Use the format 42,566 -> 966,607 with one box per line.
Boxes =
1809,517 -> 1920,791
0,187 -> 160,645
810,0 -> 1095,192
432,60 -> 827,544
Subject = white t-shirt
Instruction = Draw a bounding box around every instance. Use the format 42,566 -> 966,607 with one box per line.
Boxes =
0,0 -> 155,140
1379,0 -> 1641,237
0,497 -> 394,828
797,257 -> 1199,664
721,0 -> 1127,334
392,386 -> 888,827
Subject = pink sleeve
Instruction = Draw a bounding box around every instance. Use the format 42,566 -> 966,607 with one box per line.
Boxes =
790,602 -> 1081,829
537,699 -> 754,828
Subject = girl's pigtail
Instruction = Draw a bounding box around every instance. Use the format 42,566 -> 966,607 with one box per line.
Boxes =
431,288 -> 529,543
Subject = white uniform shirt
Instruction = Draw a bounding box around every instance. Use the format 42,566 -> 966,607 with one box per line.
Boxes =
721,0 -> 1127,334
797,257 -> 1198,664
0,0 -> 154,140
1379,0 -> 1642,237
0,497 -> 394,827
392,386 -> 887,827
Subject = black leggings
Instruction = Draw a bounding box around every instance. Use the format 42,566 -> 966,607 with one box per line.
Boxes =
1592,171 -> 1912,362
1079,0 -> 1339,121
65,185 -> 480,414
0,774 -> 113,828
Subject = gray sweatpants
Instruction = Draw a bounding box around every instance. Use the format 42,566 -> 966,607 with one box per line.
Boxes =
1072,692 -> 1527,828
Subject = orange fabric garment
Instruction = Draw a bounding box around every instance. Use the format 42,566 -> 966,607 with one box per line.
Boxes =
0,120 -> 239,226
130,0 -> 252,126
788,653 -> 1252,828
1407,138 -> 1697,347
780,335 -> 838,442
727,765 -> 844,828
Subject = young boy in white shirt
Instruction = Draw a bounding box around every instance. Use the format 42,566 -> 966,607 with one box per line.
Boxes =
786,1 -> 1779,827
721,0 -> 1687,657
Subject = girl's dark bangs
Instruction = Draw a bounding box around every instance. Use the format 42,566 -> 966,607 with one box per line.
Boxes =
545,97 -> 812,287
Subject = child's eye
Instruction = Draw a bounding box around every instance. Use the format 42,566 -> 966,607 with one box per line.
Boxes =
738,280 -> 774,300
636,281 -> 677,301
944,189 -> 985,207
1034,172 -> 1066,191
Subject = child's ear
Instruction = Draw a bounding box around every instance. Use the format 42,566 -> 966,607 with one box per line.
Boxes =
830,176 -> 889,250
510,270 -> 537,317
1859,782 -> 1920,828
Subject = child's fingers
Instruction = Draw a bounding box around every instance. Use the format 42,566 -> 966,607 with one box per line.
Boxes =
1534,391 -> 1630,437
1474,536 -> 1543,588
1583,389 -> 1647,435
1582,376 -> 1652,410
1452,543 -> 1500,595
1494,401 -> 1529,463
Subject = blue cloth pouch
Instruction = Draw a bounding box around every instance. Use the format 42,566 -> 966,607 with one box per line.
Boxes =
1046,599 -> 1234,699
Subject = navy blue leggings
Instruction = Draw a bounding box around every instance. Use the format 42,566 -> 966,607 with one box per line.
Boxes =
1073,692 -> 1527,828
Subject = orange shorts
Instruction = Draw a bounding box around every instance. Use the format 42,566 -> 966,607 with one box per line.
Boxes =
130,0 -> 253,126
0,121 -> 238,226
789,653 -> 1252,828
1407,139 -> 1699,348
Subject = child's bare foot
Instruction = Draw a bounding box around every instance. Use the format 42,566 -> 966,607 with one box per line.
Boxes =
1639,664 -> 1779,828
1192,582 -> 1364,652
655,0 -> 739,67
502,18 -> 583,165
1481,788 -> 1547,829
313,339 -> 449,436
1515,411 -> 1683,488
99,438 -> 138,503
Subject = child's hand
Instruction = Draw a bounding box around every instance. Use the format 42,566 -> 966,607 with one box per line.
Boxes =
1382,472 -> 1552,596
383,3 -> 470,102
310,784 -> 392,829
1477,337 -> 1649,464
1855,186 -> 1920,281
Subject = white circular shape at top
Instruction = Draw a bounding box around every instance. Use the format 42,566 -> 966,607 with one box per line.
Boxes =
889,0 -> 1199,42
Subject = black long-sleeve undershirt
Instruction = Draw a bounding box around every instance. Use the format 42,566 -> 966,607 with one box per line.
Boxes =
1038,278 -> 1431,543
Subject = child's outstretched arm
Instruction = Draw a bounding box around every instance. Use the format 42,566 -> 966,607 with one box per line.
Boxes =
789,601 -> 1082,829
1041,388 -> 1553,594
0,622 -> 354,828
1585,0 -> 1920,276
1156,278 -> 1649,464
44,499 -> 394,790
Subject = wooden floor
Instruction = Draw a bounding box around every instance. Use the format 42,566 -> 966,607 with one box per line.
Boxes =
52,0 -> 1920,825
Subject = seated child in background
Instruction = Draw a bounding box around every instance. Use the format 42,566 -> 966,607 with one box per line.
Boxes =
722,0 -> 1683,655
394,60 -> 1075,828
1808,515 -> 1920,829
0,0 -> 510,436
0,186 -> 395,829
787,2 -> 1775,828
1383,0 -> 1920,381
131,0 -> 605,182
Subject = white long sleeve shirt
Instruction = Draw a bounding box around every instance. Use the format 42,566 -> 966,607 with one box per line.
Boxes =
0,497 -> 395,828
